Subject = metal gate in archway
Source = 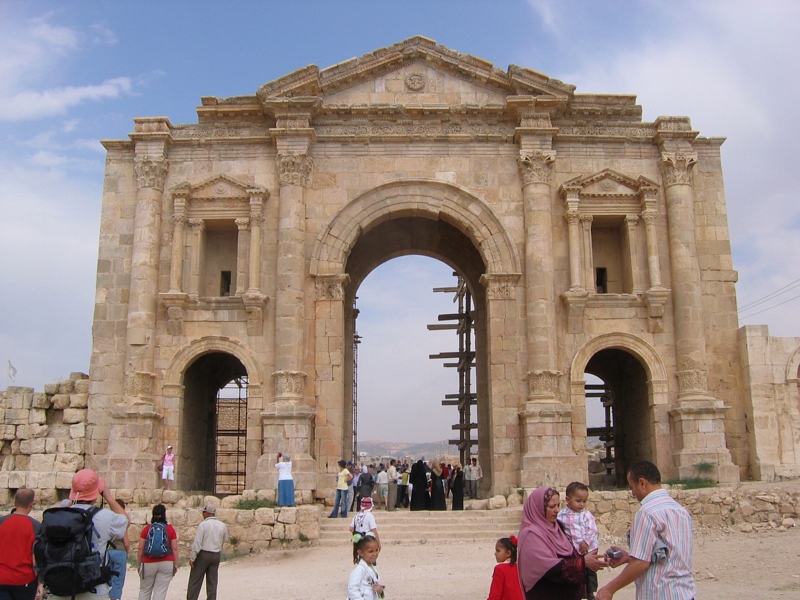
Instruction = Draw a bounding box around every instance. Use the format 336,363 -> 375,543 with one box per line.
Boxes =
214,376 -> 248,495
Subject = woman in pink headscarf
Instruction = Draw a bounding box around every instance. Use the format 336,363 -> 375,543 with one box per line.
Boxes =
517,487 -> 605,599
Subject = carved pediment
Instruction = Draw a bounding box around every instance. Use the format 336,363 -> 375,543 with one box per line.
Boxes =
255,36 -> 574,108
561,170 -> 658,199
170,174 -> 266,200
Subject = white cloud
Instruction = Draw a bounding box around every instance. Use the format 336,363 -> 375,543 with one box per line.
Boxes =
2,77 -> 132,121
90,23 -> 117,46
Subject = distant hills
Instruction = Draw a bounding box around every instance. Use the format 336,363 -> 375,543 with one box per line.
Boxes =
357,439 -> 454,460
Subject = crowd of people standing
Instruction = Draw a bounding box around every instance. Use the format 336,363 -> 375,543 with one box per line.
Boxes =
330,457 -> 484,515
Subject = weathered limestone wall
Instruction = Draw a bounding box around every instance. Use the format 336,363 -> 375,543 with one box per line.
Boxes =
0,373 -> 90,505
738,325 -> 800,480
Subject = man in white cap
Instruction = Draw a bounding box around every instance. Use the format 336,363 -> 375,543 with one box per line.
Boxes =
187,504 -> 228,600
161,445 -> 176,490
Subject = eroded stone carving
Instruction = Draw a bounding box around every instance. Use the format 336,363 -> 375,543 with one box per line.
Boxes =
315,274 -> 350,301
480,273 -> 520,300
273,370 -> 306,401
660,152 -> 697,186
277,153 -> 313,187
529,370 -> 562,400
517,151 -> 555,185
134,158 -> 168,191
124,371 -> 155,401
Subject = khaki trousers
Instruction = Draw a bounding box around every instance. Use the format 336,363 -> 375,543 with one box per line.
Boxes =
137,561 -> 174,600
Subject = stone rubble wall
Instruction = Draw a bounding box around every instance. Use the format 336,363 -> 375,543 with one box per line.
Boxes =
0,373 -> 90,506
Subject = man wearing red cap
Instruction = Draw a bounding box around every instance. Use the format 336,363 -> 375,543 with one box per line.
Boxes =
0,489 -> 42,600
48,470 -> 129,600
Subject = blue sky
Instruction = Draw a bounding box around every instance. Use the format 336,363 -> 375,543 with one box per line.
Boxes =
1,1 -> 799,442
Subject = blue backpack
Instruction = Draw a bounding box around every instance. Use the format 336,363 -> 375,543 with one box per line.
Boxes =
143,522 -> 170,558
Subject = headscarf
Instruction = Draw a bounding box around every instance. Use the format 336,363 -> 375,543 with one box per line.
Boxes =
517,487 -> 576,592
431,464 -> 442,477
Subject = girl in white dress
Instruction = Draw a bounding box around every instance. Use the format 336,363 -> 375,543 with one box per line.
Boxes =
347,534 -> 384,600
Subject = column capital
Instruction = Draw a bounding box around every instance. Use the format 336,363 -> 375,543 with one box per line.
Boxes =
642,209 -> 657,225
235,217 -> 250,230
565,209 -> 581,226
314,273 -> 350,301
173,213 -> 187,226
277,152 -> 313,187
579,214 -> 593,225
517,150 -> 555,186
625,214 -> 640,227
188,218 -> 205,231
480,273 -> 521,300
134,157 -> 169,191
659,152 -> 697,187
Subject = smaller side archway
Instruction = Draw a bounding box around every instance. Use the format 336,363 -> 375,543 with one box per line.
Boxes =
570,333 -> 670,485
162,337 -> 264,493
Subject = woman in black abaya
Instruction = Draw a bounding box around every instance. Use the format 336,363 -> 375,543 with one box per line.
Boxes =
429,462 -> 447,510
409,460 -> 430,511
450,463 -> 464,510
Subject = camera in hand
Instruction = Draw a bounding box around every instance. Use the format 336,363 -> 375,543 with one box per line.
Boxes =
605,548 -> 622,560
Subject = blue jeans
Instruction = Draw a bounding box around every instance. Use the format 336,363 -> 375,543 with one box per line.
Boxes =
106,548 -> 127,599
329,489 -> 348,517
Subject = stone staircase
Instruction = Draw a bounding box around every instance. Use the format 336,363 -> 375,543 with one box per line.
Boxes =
317,507 -> 522,546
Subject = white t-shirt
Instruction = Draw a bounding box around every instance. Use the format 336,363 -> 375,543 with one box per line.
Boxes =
275,461 -> 293,480
376,471 -> 389,485
350,511 -> 377,534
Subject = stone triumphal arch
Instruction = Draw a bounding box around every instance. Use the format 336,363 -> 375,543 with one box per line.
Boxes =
64,36 -> 800,501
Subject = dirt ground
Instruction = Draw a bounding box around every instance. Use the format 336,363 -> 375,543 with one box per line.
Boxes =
120,526 -> 800,600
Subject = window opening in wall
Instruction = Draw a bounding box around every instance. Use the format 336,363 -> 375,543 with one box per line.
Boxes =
595,268 -> 608,294
220,271 -> 232,297
215,376 -> 248,495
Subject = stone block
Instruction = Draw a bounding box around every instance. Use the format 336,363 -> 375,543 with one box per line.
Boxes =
20,439 -> 46,455
74,379 -> 90,394
296,505 -> 318,524
220,495 -> 242,508
58,380 -> 75,395
69,372 -> 88,381
6,409 -> 30,425
298,520 -> 319,540
70,423 -> 86,439
0,473 -> 8,487
62,409 -> 87,424
255,508 -> 276,525
256,489 -> 276,503
64,439 -> 85,454
203,496 -> 221,508
32,393 -> 50,409
8,471 -> 26,488
44,384 -> 59,395
276,507 -> 297,524
56,472 -> 74,489
28,454 -> 56,473
54,453 -> 83,472
0,425 -> 16,440
284,524 -> 300,540
69,394 -> 89,409
45,438 -> 57,453
488,495 -> 507,510
162,490 -> 180,504
37,472 -> 56,489
51,395 -> 71,410
506,492 -> 522,507
29,409 -> 47,425
272,523 -> 285,539
30,424 -> 49,439
16,425 -> 30,439
215,509 -> 236,524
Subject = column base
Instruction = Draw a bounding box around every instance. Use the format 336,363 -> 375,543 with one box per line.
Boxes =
669,400 -> 739,483
519,401 -> 585,488
256,401 -> 316,491
102,403 -> 164,489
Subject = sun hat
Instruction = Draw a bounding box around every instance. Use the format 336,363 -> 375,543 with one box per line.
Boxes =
69,469 -> 104,502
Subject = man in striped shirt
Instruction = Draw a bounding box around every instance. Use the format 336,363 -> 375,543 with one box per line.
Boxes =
597,461 -> 695,600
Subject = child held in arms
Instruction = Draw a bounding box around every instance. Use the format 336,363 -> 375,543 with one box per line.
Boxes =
557,482 -> 599,600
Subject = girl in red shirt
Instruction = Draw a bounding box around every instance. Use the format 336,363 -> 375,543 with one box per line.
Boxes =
488,536 -> 524,600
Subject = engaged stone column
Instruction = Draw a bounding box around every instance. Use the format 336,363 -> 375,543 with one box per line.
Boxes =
234,217 -> 250,296
625,215 -> 645,294
242,190 -> 268,336
255,97 -> 319,499
580,215 -> 594,292
514,106 -> 582,488
656,117 -> 738,483
160,192 -> 189,336
186,219 -> 205,299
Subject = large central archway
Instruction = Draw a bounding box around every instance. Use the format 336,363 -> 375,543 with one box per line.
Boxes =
311,180 -> 523,496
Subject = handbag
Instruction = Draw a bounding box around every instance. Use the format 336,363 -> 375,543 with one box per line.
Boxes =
157,454 -> 164,472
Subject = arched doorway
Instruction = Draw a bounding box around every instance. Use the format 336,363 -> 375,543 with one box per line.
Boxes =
584,349 -> 650,487
180,352 -> 248,493
342,216 -> 490,486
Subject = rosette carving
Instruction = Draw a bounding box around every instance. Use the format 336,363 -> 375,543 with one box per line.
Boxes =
517,151 -> 555,185
660,152 -> 697,187
134,157 -> 168,191
277,153 -> 313,187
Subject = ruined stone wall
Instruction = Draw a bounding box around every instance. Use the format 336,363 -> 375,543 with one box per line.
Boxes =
0,373 -> 90,505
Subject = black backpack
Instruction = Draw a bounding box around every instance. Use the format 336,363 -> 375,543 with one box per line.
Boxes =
34,506 -> 116,599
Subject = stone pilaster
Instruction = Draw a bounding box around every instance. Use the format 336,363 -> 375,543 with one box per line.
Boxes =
625,215 -> 645,294
242,190 -> 268,336
561,185 -> 588,333
656,116 -> 738,482
160,193 -> 189,336
255,97 -> 319,493
234,217 -> 250,296
187,219 -> 205,299
580,214 -> 594,292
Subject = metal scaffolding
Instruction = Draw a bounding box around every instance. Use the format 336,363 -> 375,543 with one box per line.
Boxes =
428,274 -> 477,466
586,382 -> 616,476
352,298 -> 361,463
214,376 -> 248,495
